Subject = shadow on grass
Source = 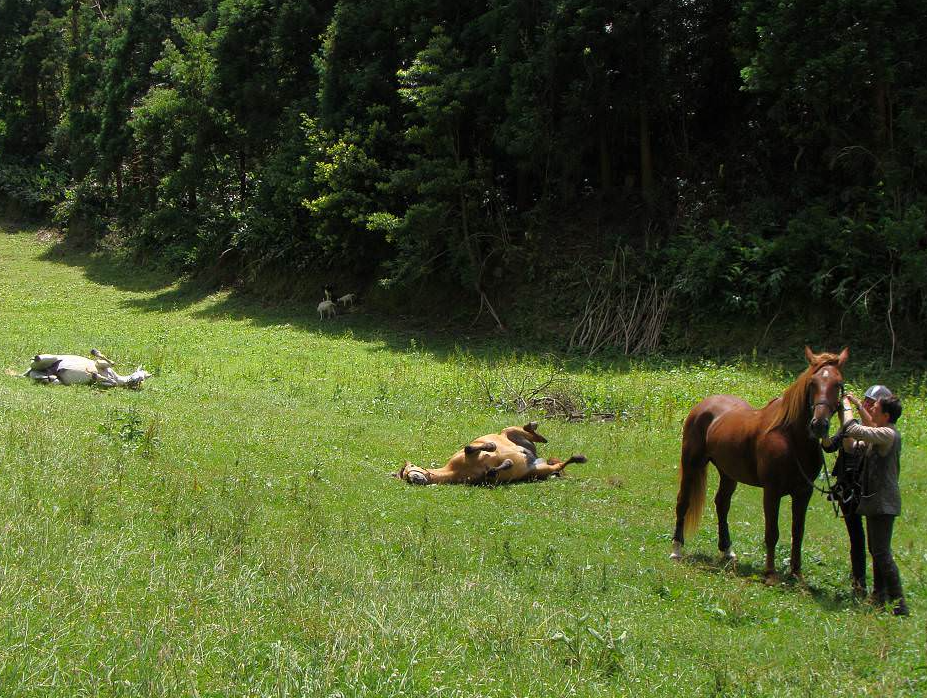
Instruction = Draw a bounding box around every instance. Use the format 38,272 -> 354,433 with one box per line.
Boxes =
115,267 -> 617,367
37,239 -> 175,294
688,551 -> 866,613
27,232 -> 927,381
17,228 -> 673,367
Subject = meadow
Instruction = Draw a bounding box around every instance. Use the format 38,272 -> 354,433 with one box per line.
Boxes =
0,224 -> 925,697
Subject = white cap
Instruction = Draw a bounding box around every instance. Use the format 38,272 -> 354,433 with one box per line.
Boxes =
864,385 -> 892,400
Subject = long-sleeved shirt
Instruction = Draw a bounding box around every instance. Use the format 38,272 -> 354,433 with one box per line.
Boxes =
842,420 -> 902,516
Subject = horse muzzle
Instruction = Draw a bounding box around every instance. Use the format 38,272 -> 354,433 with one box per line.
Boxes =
809,416 -> 830,439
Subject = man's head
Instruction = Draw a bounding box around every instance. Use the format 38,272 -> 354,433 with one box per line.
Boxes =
862,384 -> 892,411
872,395 -> 902,425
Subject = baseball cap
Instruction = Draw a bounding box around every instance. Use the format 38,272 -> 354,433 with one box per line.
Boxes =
863,385 -> 893,401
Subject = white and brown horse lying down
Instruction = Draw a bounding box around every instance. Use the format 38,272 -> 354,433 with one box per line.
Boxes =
24,349 -> 151,388
394,422 -> 586,485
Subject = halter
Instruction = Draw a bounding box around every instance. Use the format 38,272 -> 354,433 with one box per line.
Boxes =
399,464 -> 432,485
808,374 -> 845,418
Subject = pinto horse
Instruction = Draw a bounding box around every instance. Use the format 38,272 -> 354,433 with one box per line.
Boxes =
395,422 -> 587,485
671,346 -> 848,583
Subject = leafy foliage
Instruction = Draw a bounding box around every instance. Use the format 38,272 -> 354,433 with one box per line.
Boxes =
1,0 -> 926,346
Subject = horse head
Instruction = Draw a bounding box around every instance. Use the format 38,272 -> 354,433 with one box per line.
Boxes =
392,461 -> 430,485
805,346 -> 848,438
125,367 -> 152,389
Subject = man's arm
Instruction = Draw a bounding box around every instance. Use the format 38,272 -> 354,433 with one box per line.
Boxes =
821,398 -> 856,452
842,421 -> 895,454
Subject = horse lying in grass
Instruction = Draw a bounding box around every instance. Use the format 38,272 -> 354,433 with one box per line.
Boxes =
24,349 -> 151,388
394,422 -> 587,485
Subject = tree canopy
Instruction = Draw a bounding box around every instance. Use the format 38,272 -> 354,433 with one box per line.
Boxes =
1,1 -> 925,348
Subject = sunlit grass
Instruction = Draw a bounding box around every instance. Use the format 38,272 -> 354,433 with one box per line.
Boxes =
0,224 -> 925,696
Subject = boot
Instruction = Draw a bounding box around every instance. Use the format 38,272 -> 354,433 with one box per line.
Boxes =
851,578 -> 867,600
884,564 -> 908,617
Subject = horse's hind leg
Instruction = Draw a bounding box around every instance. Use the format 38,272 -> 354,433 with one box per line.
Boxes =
715,474 -> 738,560
529,454 -> 587,480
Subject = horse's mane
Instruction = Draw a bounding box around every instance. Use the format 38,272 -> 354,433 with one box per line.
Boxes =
766,352 -> 842,432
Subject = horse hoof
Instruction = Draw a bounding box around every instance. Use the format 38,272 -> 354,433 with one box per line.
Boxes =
764,573 -> 779,586
669,552 -> 682,560
720,549 -> 737,562
670,541 -> 683,560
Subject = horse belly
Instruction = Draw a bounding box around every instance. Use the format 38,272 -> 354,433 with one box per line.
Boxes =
488,450 -> 535,484
55,368 -> 95,385
705,412 -> 763,487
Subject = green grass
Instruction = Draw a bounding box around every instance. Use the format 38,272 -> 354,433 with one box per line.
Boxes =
0,224 -> 925,696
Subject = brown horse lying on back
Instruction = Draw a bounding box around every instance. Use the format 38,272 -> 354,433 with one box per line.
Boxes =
394,422 -> 587,485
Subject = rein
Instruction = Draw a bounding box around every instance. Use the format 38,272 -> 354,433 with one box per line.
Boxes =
794,453 -> 842,517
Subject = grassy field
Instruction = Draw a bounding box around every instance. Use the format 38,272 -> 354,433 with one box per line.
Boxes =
0,223 -> 925,697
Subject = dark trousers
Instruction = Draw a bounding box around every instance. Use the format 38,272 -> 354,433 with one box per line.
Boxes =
865,514 -> 905,606
839,501 -> 867,592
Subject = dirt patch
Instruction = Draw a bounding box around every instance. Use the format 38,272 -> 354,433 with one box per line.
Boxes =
36,227 -> 64,243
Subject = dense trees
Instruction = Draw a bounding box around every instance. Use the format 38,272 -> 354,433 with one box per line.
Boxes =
1,1 -> 925,346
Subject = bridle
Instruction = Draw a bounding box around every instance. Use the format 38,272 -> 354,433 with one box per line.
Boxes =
808,368 -> 845,419
800,368 -> 846,511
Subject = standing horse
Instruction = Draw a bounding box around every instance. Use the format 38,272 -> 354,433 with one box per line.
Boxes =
671,346 -> 848,583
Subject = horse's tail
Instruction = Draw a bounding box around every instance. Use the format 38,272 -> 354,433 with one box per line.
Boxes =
676,410 -> 710,540
679,454 -> 708,539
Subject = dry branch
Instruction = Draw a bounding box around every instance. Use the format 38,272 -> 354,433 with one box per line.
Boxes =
570,249 -> 673,357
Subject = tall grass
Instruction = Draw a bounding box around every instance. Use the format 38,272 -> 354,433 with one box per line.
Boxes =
0,225 -> 925,696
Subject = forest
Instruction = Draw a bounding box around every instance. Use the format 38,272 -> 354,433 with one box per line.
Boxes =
2,1 -> 926,354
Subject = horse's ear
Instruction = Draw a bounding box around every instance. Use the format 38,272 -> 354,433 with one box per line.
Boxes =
804,346 -> 816,364
837,347 -> 849,368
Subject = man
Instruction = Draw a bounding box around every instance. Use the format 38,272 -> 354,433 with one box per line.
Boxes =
839,385 -> 908,616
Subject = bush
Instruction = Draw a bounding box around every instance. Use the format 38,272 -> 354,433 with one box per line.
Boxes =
0,161 -> 68,216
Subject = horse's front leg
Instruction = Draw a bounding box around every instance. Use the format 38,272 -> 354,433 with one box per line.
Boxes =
762,487 -> 782,584
789,488 -> 813,581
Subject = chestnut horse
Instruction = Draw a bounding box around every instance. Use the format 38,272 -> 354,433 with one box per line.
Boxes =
395,422 -> 587,485
671,347 -> 848,583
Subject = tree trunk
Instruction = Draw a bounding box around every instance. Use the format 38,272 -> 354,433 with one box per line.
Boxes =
239,148 -> 247,201
873,78 -> 888,155
637,9 -> 655,207
599,122 -> 613,191
639,97 -> 654,205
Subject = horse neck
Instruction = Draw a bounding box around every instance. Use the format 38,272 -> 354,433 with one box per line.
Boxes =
102,367 -> 129,384
766,368 -> 817,437
420,465 -> 461,484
